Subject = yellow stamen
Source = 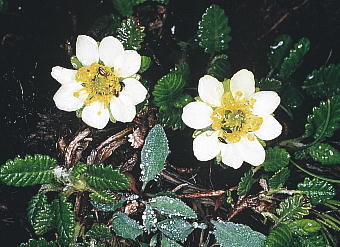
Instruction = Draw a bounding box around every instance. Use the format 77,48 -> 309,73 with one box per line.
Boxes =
74,63 -> 121,107
211,92 -> 263,143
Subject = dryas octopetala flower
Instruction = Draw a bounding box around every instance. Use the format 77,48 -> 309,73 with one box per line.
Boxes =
182,69 -> 282,169
51,35 -> 147,129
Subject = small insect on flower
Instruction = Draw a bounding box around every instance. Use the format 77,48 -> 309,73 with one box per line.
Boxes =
51,35 -> 148,129
182,69 -> 282,169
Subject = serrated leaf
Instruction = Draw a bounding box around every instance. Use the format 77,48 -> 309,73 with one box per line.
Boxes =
173,94 -> 193,109
27,193 -> 54,235
281,86 -> 304,109
197,4 -> 232,54
90,196 -> 126,212
207,54 -> 231,81
149,196 -> 197,218
142,204 -> 157,233
71,163 -> 87,178
305,95 -> 340,139
292,232 -> 327,247
89,14 -> 121,40
304,64 -> 340,99
52,194 -> 76,246
268,167 -> 290,189
156,218 -> 193,241
268,34 -> 293,71
277,195 -> 311,222
112,0 -> 147,16
112,212 -> 143,240
86,164 -> 130,190
237,169 -> 255,196
158,108 -> 187,130
257,78 -> 282,92
139,56 -> 152,73
161,236 -> 183,247
89,190 -> 118,204
264,224 -> 292,247
141,125 -> 169,189
18,238 -> 57,247
288,219 -> 322,236
86,224 -> 112,239
278,37 -> 310,79
171,62 -> 190,80
212,220 -> 266,247
306,143 -> 340,165
117,17 -> 145,50
0,154 -> 57,186
263,147 -> 290,172
297,177 -> 335,204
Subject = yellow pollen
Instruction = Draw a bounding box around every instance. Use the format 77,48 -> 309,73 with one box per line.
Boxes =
211,92 -> 263,143
74,63 -> 121,107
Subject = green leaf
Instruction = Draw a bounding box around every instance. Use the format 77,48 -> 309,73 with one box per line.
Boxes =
0,154 -> 57,186
264,224 -> 292,247
139,56 -> 152,73
288,219 -> 322,236
89,14 -> 121,40
257,78 -> 282,92
171,62 -> 190,80
277,195 -> 311,222
112,212 -> 143,240
117,17 -> 145,50
149,196 -> 197,218
18,238 -> 57,247
142,204 -> 157,233
90,197 -> 126,212
297,177 -> 335,204
158,108 -> 187,130
278,37 -> 310,79
86,164 -> 130,190
197,4 -> 232,54
89,190 -> 118,204
86,224 -> 112,239
237,169 -> 255,196
304,64 -> 340,99
305,143 -> 340,165
305,95 -> 340,139
161,236 -> 183,247
268,167 -> 291,189
263,147 -> 290,172
70,56 -> 83,69
173,94 -> 193,109
207,54 -> 231,81
292,232 -> 327,247
71,163 -> 87,178
52,194 -> 76,246
27,193 -> 54,235
156,218 -> 194,241
112,0 -> 147,16
281,86 -> 304,109
268,34 -> 293,71
141,125 -> 169,189
212,220 -> 266,247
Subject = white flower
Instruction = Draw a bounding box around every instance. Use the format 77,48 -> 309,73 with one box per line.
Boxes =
182,69 -> 282,169
51,35 -> 147,129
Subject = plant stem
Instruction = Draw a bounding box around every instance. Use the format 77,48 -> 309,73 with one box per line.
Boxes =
279,104 -> 294,119
290,159 -> 340,184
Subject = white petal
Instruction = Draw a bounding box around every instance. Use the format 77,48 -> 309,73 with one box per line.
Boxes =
118,78 -> 147,105
110,97 -> 136,122
220,144 -> 244,169
182,102 -> 213,129
252,91 -> 280,116
51,66 -> 77,85
99,36 -> 124,67
198,75 -> 224,106
113,50 -> 141,78
238,138 -> 265,166
254,115 -> 282,141
53,83 -> 86,112
76,35 -> 99,66
230,69 -> 255,98
82,102 -> 110,129
193,131 -> 220,161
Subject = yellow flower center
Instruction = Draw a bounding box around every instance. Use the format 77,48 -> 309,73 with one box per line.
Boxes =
211,91 -> 263,143
74,63 -> 122,107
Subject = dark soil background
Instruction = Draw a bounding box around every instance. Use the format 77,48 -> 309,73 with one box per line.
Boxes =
0,0 -> 339,246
